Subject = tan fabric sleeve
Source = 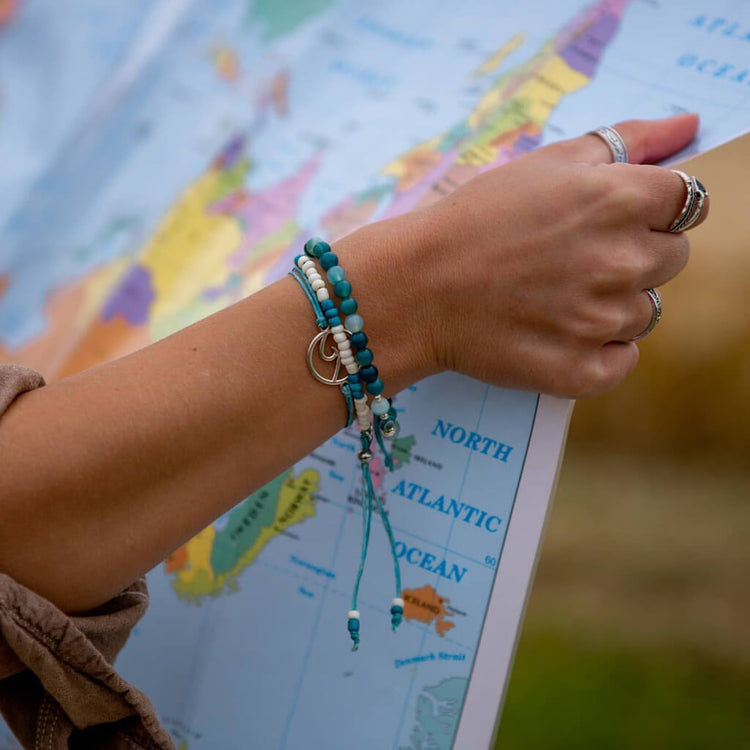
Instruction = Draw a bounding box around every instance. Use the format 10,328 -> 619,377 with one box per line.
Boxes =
0,364 -> 175,750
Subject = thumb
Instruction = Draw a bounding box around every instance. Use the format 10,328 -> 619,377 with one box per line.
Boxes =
551,113 -> 700,165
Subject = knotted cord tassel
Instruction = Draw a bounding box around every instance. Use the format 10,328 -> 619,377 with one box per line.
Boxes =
350,439 -> 374,650
347,610 -> 361,651
370,478 -> 403,632
373,417 -> 395,471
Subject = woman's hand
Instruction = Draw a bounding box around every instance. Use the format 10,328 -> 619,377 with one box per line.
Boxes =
405,114 -> 705,397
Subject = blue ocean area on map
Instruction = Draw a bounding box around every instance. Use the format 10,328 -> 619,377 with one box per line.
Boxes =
2,1 -> 750,748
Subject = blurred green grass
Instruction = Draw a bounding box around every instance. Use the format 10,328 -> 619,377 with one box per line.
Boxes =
493,434 -> 750,748
497,629 -> 750,749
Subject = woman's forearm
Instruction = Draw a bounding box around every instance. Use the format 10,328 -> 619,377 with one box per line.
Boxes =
0,216 -> 435,614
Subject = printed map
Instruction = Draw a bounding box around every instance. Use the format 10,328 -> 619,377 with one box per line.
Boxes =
2,1 -> 750,748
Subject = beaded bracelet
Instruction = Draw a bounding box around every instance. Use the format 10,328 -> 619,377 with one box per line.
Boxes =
293,237 -> 405,650
289,266 -> 354,427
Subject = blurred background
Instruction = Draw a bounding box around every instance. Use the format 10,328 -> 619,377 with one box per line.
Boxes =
498,138 -> 750,748
1,1 -> 748,746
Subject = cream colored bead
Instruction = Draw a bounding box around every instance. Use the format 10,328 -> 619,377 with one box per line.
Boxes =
330,324 -> 345,334
311,278 -> 325,291
333,332 -> 348,343
316,287 -> 330,301
345,362 -> 359,374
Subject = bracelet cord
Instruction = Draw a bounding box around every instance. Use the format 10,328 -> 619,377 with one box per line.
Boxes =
293,237 -> 403,648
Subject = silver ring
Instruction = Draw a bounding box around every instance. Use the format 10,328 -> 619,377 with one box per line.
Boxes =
630,288 -> 662,342
669,170 -> 696,232
680,176 -> 708,231
590,126 -> 629,163
669,171 -> 708,232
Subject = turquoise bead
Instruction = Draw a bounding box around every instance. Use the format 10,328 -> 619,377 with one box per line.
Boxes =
347,618 -> 360,632
320,251 -> 338,270
350,332 -> 368,350
340,297 -> 358,315
345,314 -> 364,332
355,348 -> 373,366
312,240 -> 330,258
372,397 -> 390,416
334,280 -> 352,298
327,266 -> 345,284
320,299 -> 334,311
366,379 -> 384,396
304,236 -> 325,257
360,365 -> 378,383
328,316 -> 341,327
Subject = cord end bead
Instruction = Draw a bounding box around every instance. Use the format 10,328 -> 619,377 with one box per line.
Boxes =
348,610 -> 361,651
381,417 -> 400,440
390,598 -> 404,632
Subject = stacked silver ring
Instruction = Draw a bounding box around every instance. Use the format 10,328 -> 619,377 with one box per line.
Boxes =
630,288 -> 663,342
590,125 -> 629,163
669,170 -> 709,232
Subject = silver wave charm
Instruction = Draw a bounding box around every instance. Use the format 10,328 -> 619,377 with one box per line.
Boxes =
307,328 -> 349,385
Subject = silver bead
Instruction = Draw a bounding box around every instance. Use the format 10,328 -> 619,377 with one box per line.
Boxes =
358,449 -> 373,463
381,420 -> 400,440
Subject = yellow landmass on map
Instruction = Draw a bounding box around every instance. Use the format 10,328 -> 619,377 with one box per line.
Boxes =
241,217 -> 300,293
402,584 -> 455,637
462,54 -> 588,166
171,469 -> 318,601
473,32 -> 526,77
382,136 -> 443,192
140,161 -> 247,325
213,43 -> 240,82
379,24 -> 593,198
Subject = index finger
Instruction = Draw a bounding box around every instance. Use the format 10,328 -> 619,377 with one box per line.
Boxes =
550,114 -> 700,166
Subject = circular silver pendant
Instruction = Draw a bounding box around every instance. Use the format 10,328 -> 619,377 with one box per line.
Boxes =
307,328 -> 350,385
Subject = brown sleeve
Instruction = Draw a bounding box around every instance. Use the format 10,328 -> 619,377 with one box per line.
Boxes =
0,364 -> 175,750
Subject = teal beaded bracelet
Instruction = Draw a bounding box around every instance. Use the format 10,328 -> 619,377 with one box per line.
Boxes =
303,236 -> 400,439
294,237 -> 404,649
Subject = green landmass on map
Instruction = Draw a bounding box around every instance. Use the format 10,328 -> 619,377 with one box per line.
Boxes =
247,0 -> 337,40
401,677 -> 468,750
165,468 -> 319,602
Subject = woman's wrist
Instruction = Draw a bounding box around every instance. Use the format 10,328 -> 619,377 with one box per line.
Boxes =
329,212 -> 442,394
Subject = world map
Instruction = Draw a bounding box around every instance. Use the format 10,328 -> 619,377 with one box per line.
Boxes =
2,1 -> 750,748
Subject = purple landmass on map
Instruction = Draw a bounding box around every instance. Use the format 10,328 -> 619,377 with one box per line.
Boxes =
102,265 -> 154,325
513,131 -> 543,156
214,134 -> 246,170
560,13 -> 620,77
